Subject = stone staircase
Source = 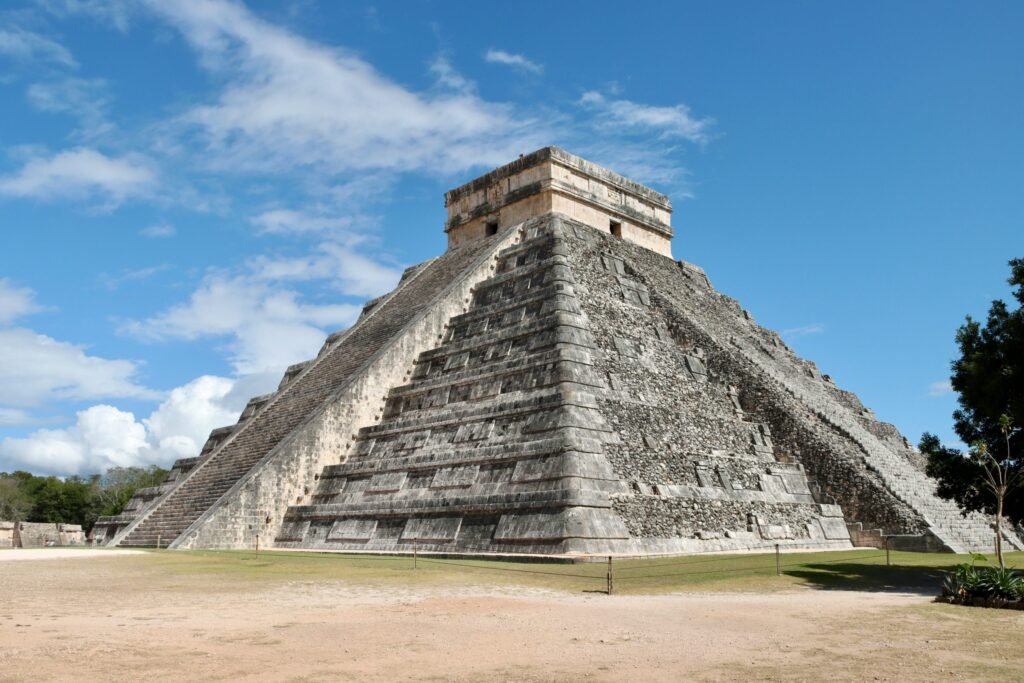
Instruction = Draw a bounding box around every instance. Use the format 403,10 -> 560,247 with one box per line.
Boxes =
725,319 -> 1022,554
276,219 -> 631,554
91,456 -> 200,544
115,240 -> 493,548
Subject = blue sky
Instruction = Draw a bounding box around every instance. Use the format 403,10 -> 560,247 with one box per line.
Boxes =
0,0 -> 1021,476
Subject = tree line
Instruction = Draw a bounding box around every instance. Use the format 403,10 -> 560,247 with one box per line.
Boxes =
0,465 -> 168,533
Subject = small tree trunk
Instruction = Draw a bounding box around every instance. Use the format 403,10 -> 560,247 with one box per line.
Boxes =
995,493 -> 1004,568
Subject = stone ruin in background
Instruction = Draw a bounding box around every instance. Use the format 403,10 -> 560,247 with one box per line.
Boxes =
92,147 -> 1022,556
2,521 -> 85,548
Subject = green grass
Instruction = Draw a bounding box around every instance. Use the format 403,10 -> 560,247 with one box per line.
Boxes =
115,548 -> 1024,596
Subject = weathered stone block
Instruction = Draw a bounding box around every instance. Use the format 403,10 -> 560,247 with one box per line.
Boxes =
401,517 -> 462,542
328,519 -> 377,541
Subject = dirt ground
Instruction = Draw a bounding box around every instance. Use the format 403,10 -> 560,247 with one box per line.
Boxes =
1,550 -> 1022,682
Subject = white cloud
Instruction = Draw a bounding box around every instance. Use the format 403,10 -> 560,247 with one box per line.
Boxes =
27,77 -> 103,112
928,380 -> 954,398
142,375 -> 242,460
0,279 -> 43,325
429,54 -> 475,94
140,223 -> 176,238
0,282 -> 157,414
573,141 -> 691,190
249,242 -> 403,297
251,209 -> 358,237
0,405 -> 147,475
484,49 -> 543,74
781,323 -> 826,341
0,374 -> 252,475
0,408 -> 40,428
122,274 -> 363,375
0,27 -> 76,67
580,91 -> 712,143
0,327 -> 157,407
98,264 -> 171,290
143,0 -> 546,175
26,77 -> 112,139
0,147 -> 157,204
36,0 -> 136,32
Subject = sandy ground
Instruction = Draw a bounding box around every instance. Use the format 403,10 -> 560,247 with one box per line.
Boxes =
1,552 -> 1022,682
0,549 -> 143,562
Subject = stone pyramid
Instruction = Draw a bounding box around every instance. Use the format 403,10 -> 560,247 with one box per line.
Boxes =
106,147 -> 1020,555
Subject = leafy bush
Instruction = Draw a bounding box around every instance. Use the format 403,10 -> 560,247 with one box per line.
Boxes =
942,555 -> 1023,604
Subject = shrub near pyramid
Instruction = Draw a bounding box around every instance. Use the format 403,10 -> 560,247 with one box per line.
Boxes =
110,148 -> 1021,555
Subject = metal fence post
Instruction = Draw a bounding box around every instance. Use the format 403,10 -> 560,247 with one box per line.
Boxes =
775,544 -> 781,576
885,536 -> 891,566
607,556 -> 614,595
413,546 -> 417,570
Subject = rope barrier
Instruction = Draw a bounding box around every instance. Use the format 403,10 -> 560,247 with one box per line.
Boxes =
417,557 -> 603,580
248,547 -> 892,587
602,549 -> 887,574
781,551 -> 885,567
615,563 -> 779,581
600,551 -> 887,582
303,553 -> 413,563
612,552 -> 773,572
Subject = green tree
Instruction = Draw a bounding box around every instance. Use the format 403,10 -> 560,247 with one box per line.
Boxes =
0,475 -> 33,521
922,258 -> 1024,551
0,466 -> 167,533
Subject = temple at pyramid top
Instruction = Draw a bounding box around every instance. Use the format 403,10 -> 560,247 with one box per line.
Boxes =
445,147 -> 674,257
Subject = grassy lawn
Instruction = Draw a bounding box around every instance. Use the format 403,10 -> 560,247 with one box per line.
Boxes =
105,547 -> 1024,596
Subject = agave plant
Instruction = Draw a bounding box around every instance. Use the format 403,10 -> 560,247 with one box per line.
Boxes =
942,555 -> 1023,604
978,566 -> 1023,601
942,570 -> 966,599
942,560 -> 976,599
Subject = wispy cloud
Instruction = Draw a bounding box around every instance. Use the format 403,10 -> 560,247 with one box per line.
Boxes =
248,241 -> 402,297
140,223 -> 175,238
0,282 -> 155,409
781,323 -> 825,341
37,0 -> 710,209
27,77 -> 113,140
579,91 -> 713,144
429,53 -> 475,94
0,407 -> 48,428
0,147 -> 157,205
98,265 -> 171,290
143,0 -> 547,176
0,327 -> 158,407
928,380 -> 954,397
250,208 -> 369,237
122,273 -> 364,376
0,279 -> 43,325
0,26 -> 76,67
36,0 -> 135,32
484,49 -> 543,74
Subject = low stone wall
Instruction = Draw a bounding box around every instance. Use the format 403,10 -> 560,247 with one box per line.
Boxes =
1,522 -> 86,548
0,521 -> 16,548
